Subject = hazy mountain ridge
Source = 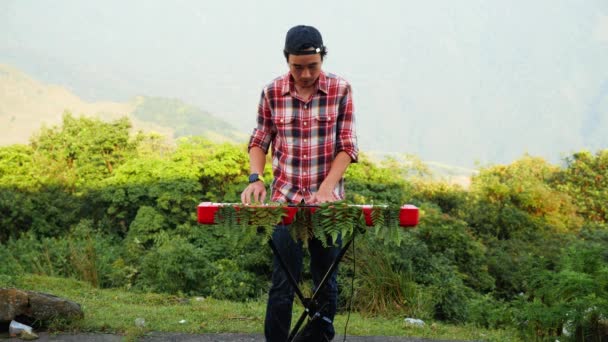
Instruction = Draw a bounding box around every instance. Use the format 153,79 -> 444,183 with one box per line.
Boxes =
2,62 -> 606,178
131,96 -> 247,143
0,64 -> 136,145
0,64 -> 245,145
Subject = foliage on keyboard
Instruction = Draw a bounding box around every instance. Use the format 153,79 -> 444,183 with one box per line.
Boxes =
214,202 -> 406,246
214,204 -> 287,244
312,201 -> 363,247
372,204 -> 404,246
290,207 -> 315,248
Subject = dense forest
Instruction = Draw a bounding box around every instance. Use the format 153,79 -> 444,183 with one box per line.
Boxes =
1,114 -> 607,341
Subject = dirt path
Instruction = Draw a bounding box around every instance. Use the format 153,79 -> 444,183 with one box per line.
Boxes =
9,332 -> 471,342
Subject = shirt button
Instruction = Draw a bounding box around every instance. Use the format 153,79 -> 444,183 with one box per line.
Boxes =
280,119 -> 284,123
303,171 -> 307,175
304,139 -> 308,143
302,188 -> 306,192
304,105 -> 308,109
304,122 -> 308,126
303,155 -> 307,158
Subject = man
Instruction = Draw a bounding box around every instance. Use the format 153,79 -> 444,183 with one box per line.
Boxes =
241,25 -> 358,342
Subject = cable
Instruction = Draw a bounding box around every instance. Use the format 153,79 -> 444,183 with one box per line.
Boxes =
342,233 -> 355,342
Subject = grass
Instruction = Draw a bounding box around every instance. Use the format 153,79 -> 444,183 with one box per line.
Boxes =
0,274 -> 520,341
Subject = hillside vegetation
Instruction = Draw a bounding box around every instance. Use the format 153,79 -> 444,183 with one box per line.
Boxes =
131,96 -> 247,143
1,115 -> 607,341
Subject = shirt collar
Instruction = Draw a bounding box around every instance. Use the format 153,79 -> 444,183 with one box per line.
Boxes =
318,72 -> 328,94
281,71 -> 328,96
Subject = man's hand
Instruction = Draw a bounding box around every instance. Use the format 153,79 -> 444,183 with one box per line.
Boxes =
309,152 -> 351,204
309,184 -> 337,204
241,181 -> 267,204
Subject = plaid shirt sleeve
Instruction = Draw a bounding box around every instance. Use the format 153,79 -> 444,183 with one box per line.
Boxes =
248,89 -> 275,154
336,83 -> 358,163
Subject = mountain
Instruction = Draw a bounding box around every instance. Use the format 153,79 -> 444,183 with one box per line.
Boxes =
2,2 -> 608,168
0,64 -> 134,145
0,64 -> 245,145
131,96 -> 247,143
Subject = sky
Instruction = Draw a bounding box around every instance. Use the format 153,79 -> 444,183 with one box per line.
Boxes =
1,0 -> 607,168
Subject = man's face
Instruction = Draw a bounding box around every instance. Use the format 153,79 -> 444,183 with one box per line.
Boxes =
288,53 -> 322,89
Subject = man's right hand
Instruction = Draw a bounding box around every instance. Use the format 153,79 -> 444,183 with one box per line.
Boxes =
241,181 -> 267,204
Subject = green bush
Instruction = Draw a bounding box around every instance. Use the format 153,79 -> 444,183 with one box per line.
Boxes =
67,219 -> 123,288
465,156 -> 582,239
0,274 -> 18,287
137,236 -> 210,294
411,180 -> 467,216
415,205 -> 494,292
0,188 -> 34,242
1,232 -> 72,277
467,294 -> 513,329
0,242 -> 25,276
352,233 -> 475,323
124,206 -> 168,261
553,150 -> 608,224
512,297 -> 568,341
348,239 -> 435,318
511,240 -> 608,341
0,221 -> 120,287
426,255 -> 473,323
345,155 -> 413,206
3,119 -> 608,336
209,259 -> 261,300
0,186 -> 81,241
485,233 -> 567,299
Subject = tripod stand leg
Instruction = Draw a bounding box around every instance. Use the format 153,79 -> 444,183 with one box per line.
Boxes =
288,310 -> 310,342
286,237 -> 354,341
268,238 -> 308,304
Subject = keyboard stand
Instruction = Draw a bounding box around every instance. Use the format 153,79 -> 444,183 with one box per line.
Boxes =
267,236 -> 354,341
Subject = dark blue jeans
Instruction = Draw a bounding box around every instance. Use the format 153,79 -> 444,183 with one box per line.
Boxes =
264,225 -> 341,342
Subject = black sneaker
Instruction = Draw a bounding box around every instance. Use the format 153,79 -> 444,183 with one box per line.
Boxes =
292,320 -> 332,342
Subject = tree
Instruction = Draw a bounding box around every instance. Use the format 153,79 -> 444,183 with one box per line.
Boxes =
465,155 -> 582,239
30,112 -> 139,189
0,144 -> 37,189
554,150 -> 608,224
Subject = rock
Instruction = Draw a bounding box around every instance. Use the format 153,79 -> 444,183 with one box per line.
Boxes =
134,317 -> 146,328
26,290 -> 84,321
20,329 -> 39,340
0,288 -> 84,327
404,317 -> 425,327
0,289 -> 29,322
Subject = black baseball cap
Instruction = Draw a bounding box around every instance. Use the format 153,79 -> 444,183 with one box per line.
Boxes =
284,25 -> 325,55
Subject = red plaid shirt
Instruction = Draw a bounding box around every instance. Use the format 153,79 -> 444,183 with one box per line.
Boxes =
248,71 -> 358,203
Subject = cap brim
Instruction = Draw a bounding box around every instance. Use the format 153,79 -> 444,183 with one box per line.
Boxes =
284,47 -> 322,55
